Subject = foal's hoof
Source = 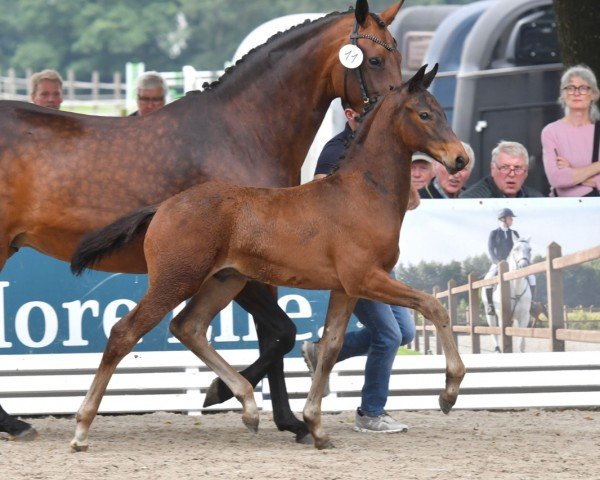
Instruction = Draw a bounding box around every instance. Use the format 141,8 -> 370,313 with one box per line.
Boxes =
438,396 -> 455,415
70,440 -> 89,453
295,431 -> 314,445
203,377 -> 232,407
243,416 -> 259,434
12,426 -> 39,442
315,438 -> 335,450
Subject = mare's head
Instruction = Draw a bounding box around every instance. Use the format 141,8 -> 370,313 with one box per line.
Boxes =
394,64 -> 469,174
330,0 -> 405,113
509,238 -> 532,270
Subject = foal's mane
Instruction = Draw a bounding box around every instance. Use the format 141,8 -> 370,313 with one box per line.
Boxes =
187,8 -> 386,94
328,85 -> 401,174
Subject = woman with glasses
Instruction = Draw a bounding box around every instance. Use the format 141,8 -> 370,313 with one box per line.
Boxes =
541,64 -> 600,197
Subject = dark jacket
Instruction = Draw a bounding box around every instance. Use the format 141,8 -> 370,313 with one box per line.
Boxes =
460,176 -> 543,198
488,227 -> 520,264
314,123 -> 353,175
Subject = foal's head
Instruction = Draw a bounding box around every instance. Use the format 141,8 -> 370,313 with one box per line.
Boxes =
394,64 -> 469,174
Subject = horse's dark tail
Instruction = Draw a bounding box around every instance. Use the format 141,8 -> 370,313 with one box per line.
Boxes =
71,205 -> 158,276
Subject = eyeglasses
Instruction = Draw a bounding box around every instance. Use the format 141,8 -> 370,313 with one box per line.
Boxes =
137,95 -> 165,103
493,162 -> 527,175
563,85 -> 592,95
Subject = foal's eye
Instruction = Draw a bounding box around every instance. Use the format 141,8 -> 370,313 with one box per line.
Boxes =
368,57 -> 383,68
419,112 -> 430,120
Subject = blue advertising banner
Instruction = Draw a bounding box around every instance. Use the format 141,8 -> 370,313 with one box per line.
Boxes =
0,250 -> 336,357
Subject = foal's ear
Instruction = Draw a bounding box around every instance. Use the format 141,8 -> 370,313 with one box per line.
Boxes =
422,63 -> 439,89
355,0 -> 370,26
408,64 -> 428,93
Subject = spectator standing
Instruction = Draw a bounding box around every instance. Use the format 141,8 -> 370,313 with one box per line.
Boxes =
411,151 -> 435,190
419,142 -> 475,198
131,71 -> 167,116
30,69 -> 63,109
541,64 -> 600,197
460,141 -> 543,198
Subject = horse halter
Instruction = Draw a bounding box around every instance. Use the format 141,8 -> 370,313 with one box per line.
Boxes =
344,19 -> 398,112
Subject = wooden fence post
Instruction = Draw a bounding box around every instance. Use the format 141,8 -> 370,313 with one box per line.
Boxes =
92,71 -> 99,102
67,70 -> 75,101
114,71 -> 122,101
447,279 -> 457,346
421,309 -> 430,354
468,272 -> 481,354
547,242 -> 565,352
497,260 -> 512,353
433,286 -> 442,355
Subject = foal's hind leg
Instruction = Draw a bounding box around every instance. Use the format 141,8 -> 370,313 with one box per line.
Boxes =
70,283 -> 189,451
355,269 -> 466,414
169,275 -> 260,433
204,282 -> 309,442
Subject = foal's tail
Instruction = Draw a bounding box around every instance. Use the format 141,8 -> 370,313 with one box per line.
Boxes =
71,205 -> 158,276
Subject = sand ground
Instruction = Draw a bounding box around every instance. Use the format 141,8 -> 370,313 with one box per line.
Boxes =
1,408 -> 599,480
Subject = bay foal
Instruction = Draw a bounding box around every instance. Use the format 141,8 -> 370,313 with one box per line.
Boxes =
71,65 -> 467,450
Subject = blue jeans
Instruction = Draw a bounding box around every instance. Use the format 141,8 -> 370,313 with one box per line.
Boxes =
336,278 -> 415,417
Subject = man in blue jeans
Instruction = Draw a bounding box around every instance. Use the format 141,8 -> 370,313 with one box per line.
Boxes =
302,103 -> 416,433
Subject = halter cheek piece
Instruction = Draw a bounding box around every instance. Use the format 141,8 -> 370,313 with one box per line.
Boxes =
344,20 -> 397,113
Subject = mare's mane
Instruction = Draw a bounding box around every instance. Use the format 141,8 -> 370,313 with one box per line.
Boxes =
188,9 -> 386,94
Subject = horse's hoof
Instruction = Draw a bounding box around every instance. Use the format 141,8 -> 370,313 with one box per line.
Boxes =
203,377 -> 231,407
438,396 -> 455,415
315,438 -> 335,450
243,416 -> 259,434
70,440 -> 89,453
295,431 -> 314,445
11,426 -> 39,442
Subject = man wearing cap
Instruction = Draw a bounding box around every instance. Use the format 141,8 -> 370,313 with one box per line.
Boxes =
411,151 -> 436,190
460,140 -> 543,198
418,142 -> 475,198
484,208 -> 536,318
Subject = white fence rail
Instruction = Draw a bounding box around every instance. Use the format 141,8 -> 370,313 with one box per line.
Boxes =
2,351 -> 599,416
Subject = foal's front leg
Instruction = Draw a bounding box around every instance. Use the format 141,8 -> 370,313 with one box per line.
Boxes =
357,268 -> 466,413
303,291 -> 356,450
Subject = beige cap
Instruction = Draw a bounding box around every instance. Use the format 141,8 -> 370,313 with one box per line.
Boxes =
411,151 -> 435,163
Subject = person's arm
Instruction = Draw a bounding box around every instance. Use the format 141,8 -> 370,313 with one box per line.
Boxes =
542,125 -> 600,188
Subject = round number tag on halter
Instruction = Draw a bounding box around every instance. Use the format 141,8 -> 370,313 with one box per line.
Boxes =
338,44 -> 364,69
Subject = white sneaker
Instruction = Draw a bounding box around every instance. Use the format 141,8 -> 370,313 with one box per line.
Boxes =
354,408 -> 409,433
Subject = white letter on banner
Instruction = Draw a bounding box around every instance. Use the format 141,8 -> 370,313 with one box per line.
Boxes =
213,302 -> 240,342
15,302 -> 58,348
278,294 -> 313,341
62,300 -> 100,346
0,281 -> 12,347
103,299 -> 139,341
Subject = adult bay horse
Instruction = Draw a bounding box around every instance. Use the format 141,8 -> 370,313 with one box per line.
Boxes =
484,238 -> 533,353
0,1 -> 405,441
70,65 -> 468,451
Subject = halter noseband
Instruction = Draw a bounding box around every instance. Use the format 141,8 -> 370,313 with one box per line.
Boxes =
344,19 -> 397,112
